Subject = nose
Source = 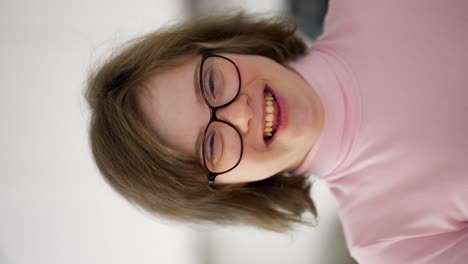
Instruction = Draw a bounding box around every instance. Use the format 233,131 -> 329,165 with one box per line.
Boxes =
216,94 -> 253,134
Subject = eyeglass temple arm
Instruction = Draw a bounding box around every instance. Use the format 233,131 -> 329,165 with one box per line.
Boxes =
201,48 -> 213,56
207,172 -> 216,185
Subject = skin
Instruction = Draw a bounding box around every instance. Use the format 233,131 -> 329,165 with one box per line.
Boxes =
136,53 -> 325,186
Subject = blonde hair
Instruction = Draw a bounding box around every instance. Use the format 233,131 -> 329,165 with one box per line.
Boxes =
85,12 -> 318,232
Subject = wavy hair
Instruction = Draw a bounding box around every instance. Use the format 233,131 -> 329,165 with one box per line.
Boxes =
84,12 -> 318,232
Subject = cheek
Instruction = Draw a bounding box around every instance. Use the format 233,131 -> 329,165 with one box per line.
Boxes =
218,146 -> 280,183
239,63 -> 283,91
237,59 -> 264,84
237,145 -> 271,172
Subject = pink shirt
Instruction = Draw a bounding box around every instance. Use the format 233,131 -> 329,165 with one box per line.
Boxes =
288,0 -> 468,263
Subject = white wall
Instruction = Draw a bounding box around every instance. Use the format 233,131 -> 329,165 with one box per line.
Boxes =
0,1 -> 201,264
189,0 -> 287,15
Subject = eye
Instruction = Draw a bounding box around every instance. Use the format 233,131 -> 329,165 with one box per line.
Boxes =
207,131 -> 216,162
209,72 -> 216,98
205,69 -> 216,99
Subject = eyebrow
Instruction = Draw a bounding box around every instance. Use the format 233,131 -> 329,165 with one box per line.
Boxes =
193,59 -> 205,161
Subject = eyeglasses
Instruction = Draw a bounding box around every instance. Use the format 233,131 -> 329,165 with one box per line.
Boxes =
198,49 -> 243,185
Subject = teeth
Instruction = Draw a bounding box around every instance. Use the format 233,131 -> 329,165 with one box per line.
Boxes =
264,92 -> 276,138
266,105 -> 274,113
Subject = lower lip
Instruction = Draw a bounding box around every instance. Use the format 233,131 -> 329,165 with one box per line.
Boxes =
266,85 -> 287,145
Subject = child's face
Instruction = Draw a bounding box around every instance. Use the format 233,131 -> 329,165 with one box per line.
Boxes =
136,53 -> 325,185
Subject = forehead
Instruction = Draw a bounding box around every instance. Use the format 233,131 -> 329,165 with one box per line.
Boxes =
136,57 -> 205,155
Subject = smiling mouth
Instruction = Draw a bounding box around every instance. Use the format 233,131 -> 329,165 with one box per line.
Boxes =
263,86 -> 280,143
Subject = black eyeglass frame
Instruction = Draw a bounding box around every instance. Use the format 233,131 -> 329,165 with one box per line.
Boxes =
199,49 -> 244,185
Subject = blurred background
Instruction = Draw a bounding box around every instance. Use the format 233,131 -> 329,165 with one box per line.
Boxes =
0,0 -> 357,263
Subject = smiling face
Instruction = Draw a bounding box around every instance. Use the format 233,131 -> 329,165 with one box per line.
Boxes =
136,53 -> 325,186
